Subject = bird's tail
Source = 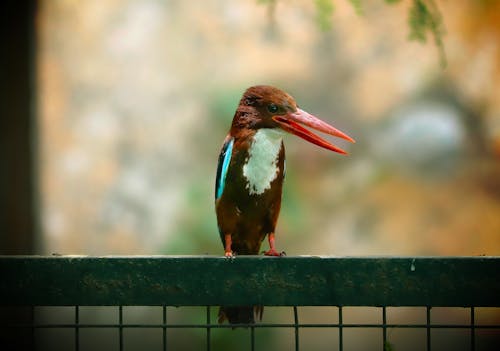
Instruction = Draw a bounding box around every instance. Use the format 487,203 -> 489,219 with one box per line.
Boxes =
218,306 -> 263,325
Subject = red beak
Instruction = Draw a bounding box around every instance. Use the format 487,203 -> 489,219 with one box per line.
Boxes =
273,108 -> 355,154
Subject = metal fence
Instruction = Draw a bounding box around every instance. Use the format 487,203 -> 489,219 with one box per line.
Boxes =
1,256 -> 499,350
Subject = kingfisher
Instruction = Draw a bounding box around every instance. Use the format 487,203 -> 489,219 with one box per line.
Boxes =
215,85 -> 354,324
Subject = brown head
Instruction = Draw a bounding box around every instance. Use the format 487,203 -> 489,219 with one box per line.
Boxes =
230,85 -> 354,154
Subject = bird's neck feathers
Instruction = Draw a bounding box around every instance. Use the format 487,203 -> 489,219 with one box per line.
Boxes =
230,107 -> 258,133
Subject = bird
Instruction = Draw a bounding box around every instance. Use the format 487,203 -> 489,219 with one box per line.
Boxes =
214,85 -> 354,325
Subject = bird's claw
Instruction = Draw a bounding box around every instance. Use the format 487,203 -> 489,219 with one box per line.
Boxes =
224,251 -> 235,259
263,249 -> 286,257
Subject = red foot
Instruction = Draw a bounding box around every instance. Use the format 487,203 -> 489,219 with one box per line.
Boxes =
264,249 -> 285,257
264,233 -> 285,256
224,234 -> 234,258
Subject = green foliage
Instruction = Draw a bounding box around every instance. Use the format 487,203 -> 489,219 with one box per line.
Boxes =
315,0 -> 335,31
314,0 -> 364,25
347,0 -> 363,15
408,0 -> 446,66
258,0 -> 446,66
409,0 -> 433,42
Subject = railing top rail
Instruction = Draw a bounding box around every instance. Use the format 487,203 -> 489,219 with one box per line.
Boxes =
1,256 -> 498,307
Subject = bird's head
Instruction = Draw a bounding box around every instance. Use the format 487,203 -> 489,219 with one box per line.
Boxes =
231,85 -> 355,154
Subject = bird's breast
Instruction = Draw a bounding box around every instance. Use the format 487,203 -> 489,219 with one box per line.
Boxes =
242,129 -> 284,195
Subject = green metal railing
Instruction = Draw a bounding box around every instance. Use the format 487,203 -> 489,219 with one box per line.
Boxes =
1,256 -> 499,350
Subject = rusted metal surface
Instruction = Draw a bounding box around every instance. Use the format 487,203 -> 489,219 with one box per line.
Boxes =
0,256 -> 498,307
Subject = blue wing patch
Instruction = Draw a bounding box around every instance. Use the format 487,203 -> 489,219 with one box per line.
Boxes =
215,137 -> 234,200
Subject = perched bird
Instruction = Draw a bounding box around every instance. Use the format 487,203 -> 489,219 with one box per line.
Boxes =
215,85 -> 354,324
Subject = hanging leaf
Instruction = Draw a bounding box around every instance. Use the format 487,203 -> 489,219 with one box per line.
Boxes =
315,0 -> 335,31
347,0 -> 363,15
408,0 -> 447,67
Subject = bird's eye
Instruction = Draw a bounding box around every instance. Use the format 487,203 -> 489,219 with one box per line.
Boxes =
267,104 -> 279,114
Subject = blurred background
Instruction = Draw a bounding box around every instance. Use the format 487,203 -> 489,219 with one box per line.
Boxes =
2,0 -> 499,350
36,0 -> 500,256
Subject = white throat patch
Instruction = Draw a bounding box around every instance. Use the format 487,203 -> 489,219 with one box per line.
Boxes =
243,129 -> 284,195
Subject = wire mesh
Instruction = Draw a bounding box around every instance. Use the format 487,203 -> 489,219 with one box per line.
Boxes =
2,305 -> 499,350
